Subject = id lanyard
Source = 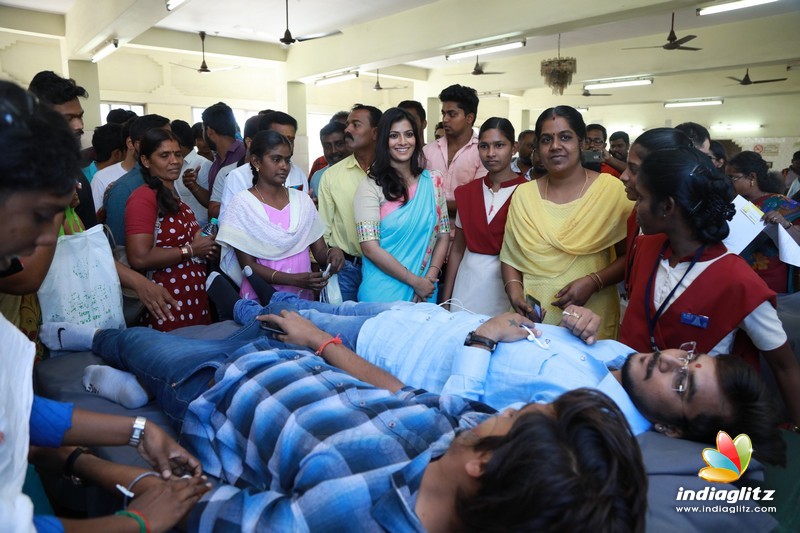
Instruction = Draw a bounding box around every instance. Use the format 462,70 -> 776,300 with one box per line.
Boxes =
644,242 -> 704,351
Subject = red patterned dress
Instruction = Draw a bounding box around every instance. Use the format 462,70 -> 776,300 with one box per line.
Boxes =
126,185 -> 211,331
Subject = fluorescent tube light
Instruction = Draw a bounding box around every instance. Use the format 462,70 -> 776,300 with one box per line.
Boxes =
166,0 -> 189,10
664,98 -> 723,108
315,71 -> 359,86
91,39 -> 119,63
446,39 -> 525,61
583,78 -> 652,90
697,0 -> 778,16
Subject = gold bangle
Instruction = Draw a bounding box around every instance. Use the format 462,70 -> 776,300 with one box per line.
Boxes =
429,265 -> 442,274
588,272 -> 604,291
504,279 -> 524,291
180,246 -> 189,261
186,244 -> 194,258
271,270 -> 279,284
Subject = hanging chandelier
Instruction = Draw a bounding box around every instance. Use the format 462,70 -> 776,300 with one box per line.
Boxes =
540,34 -> 577,95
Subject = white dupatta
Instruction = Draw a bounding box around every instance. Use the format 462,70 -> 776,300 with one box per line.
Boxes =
218,188 -> 325,286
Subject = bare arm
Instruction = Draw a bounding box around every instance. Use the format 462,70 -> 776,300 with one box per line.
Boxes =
208,201 -> 220,220
552,238 -> 626,308
31,448 -> 209,533
64,409 -> 202,478
234,248 -> 327,291
360,239 -> 435,301
115,261 -> 179,322
126,231 -> 216,271
262,310 -> 405,392
439,227 -> 466,307
501,261 -> 532,317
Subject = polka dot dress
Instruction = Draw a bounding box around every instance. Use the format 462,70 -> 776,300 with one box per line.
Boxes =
145,203 -> 211,331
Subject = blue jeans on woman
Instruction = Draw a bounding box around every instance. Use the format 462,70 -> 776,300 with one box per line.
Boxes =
92,295 -> 404,426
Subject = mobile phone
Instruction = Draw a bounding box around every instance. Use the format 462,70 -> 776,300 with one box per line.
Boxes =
580,150 -> 603,164
322,263 -> 332,278
259,320 -> 287,336
525,294 -> 543,323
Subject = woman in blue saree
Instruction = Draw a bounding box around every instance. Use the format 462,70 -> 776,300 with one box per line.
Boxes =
354,107 -> 449,302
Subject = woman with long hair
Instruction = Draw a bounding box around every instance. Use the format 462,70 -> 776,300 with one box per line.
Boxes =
440,117 -> 527,314
500,106 -> 632,338
618,127 -> 692,294
217,130 -> 342,301
125,129 -> 217,331
354,107 -> 449,302
620,146 -> 800,426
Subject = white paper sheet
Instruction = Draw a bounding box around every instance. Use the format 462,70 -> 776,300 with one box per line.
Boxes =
722,196 -> 765,255
763,223 -> 800,267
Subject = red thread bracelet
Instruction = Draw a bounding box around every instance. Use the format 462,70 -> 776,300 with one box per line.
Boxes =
315,334 -> 342,355
127,509 -> 151,533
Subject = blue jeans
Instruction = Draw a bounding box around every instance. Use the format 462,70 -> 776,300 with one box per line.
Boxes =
336,259 -> 362,302
233,292 -> 404,350
93,296 -> 403,426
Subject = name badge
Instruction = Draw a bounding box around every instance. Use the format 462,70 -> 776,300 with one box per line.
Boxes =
681,312 -> 709,329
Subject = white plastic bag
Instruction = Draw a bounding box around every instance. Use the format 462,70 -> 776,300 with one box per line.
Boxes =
38,224 -> 125,329
320,273 -> 343,304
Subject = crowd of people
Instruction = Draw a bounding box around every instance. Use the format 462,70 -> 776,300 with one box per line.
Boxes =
2,69 -> 799,531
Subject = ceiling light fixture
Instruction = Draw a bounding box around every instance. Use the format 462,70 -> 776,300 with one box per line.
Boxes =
446,39 -> 526,61
91,39 -> 119,63
166,0 -> 189,10
584,78 -> 653,90
315,71 -> 359,86
697,0 -> 778,16
575,107 -> 589,113
540,34 -> 577,95
664,98 -> 723,108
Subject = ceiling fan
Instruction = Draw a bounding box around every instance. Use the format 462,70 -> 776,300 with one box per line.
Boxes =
577,89 -> 611,97
172,31 -> 239,73
728,68 -> 787,85
449,56 -> 504,76
371,69 -> 407,91
623,13 -> 701,51
280,0 -> 341,45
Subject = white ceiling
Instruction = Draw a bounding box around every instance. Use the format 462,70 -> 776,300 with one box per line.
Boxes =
1,0 -> 799,136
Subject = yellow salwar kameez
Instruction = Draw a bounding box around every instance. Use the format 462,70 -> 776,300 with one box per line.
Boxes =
500,173 -> 633,339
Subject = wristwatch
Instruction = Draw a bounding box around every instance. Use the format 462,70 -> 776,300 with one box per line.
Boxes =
464,331 -> 498,352
128,416 -> 147,447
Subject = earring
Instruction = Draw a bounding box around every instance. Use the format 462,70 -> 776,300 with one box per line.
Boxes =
255,166 -> 260,172
655,424 -> 666,433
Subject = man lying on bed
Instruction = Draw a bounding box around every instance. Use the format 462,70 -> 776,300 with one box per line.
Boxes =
43,291 -> 787,472
43,312 -> 648,531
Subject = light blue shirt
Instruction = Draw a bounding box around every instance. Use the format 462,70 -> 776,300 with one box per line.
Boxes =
356,304 -> 651,435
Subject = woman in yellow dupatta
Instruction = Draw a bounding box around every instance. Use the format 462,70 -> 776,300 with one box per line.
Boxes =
500,106 -> 632,339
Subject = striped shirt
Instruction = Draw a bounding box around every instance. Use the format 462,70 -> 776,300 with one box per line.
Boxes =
182,344 -> 495,532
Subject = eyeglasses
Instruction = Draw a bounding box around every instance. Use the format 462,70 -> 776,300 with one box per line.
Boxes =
586,138 -> 605,146
728,173 -> 746,182
672,341 -> 697,393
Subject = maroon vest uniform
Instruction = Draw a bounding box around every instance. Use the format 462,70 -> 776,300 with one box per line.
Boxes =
454,175 -> 527,255
620,234 -> 775,366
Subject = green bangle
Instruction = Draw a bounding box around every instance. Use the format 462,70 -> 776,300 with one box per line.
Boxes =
115,510 -> 148,533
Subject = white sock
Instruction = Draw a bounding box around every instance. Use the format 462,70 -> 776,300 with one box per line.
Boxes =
40,322 -> 97,351
82,365 -> 149,409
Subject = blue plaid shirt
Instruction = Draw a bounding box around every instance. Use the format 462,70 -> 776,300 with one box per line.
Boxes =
182,345 -> 495,532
